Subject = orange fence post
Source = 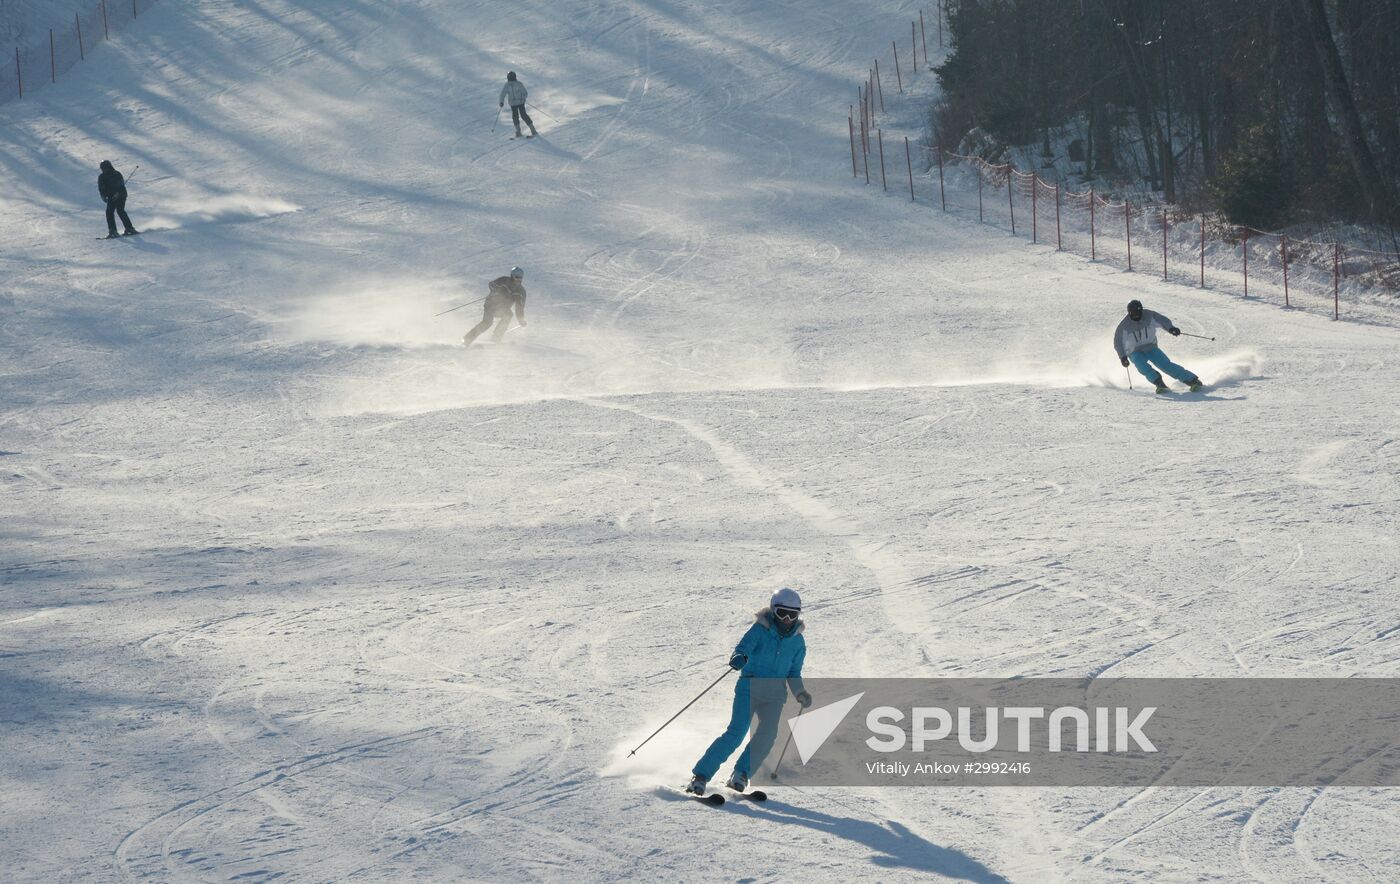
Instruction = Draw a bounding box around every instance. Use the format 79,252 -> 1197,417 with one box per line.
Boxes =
1281,234 -> 1289,307
1125,200 -> 1132,271
874,61 -> 884,112
49,28 -> 55,83
936,142 -> 945,210
848,108 -> 857,178
14,48 -> 21,98
877,128 -> 887,191
1055,184 -> 1061,250
905,136 -> 914,201
1008,169 -> 1015,235
1161,208 -> 1168,280
1333,242 -> 1340,319
912,22 -> 918,72
856,88 -> 868,154
1199,215 -> 1205,287
1090,190 -> 1096,260
102,0 -> 109,40
892,43 -> 903,93
861,80 -> 867,135
1031,175 -> 1038,243
1242,229 -> 1249,297
920,10 -> 928,62
862,125 -> 870,185
76,13 -> 84,61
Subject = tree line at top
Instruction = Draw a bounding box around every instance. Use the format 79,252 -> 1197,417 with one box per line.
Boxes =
931,0 -> 1400,231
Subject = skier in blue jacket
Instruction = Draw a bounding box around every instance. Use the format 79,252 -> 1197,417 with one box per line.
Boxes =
1115,299 -> 1203,394
687,588 -> 811,795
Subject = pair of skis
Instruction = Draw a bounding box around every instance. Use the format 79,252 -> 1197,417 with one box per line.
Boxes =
676,786 -> 767,807
1152,382 -> 1206,396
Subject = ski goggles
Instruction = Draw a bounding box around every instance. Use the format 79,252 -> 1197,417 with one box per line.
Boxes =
773,607 -> 800,622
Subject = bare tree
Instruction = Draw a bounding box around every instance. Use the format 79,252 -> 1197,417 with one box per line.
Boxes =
1292,0 -> 1394,219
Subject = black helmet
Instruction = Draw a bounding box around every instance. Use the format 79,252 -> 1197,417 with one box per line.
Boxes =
506,71 -> 517,81
100,160 -> 114,172
1127,299 -> 1143,318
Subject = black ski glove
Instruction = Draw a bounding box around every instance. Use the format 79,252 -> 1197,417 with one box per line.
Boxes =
1120,356 -> 1130,367
795,690 -> 813,708
729,654 -> 747,670
1169,327 -> 1181,336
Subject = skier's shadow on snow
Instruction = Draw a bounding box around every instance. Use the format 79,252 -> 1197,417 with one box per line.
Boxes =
752,799 -> 1009,882
657,790 -> 1005,881
526,135 -> 582,162
109,236 -> 170,255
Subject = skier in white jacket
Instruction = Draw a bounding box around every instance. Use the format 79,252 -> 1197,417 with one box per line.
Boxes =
499,71 -> 537,138
1114,299 -> 1203,393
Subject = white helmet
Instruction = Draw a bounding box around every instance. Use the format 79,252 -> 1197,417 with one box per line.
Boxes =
770,587 -> 801,612
510,266 -> 524,279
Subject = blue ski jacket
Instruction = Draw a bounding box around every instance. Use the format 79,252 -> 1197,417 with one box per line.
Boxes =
733,608 -> 806,703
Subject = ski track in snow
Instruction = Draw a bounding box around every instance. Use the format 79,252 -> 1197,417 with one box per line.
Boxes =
4,0 -> 1400,880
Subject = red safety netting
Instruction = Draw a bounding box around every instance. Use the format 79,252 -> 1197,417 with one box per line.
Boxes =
914,148 -> 1400,322
0,0 -> 159,105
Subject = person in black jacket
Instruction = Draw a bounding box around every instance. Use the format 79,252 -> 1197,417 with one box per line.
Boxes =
463,266 -> 528,346
98,160 -> 139,238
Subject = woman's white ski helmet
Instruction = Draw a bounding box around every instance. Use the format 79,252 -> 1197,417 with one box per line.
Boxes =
770,587 -> 801,611
510,266 -> 524,279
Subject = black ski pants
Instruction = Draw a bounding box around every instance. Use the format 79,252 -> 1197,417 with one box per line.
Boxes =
510,104 -> 535,133
464,301 -> 515,346
105,192 -> 135,234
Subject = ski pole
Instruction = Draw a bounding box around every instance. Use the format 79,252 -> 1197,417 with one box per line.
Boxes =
1178,331 -> 1215,341
433,296 -> 486,317
526,101 -> 558,122
628,667 -> 734,757
491,106 -> 501,133
125,164 -> 141,185
1125,364 -> 1133,390
769,728 -> 795,781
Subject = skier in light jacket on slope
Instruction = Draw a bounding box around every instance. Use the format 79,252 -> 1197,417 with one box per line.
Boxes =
686,588 -> 811,796
1114,299 -> 1203,394
499,71 -> 537,138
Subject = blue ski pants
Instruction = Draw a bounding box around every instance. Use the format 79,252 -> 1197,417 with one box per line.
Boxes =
1129,346 -> 1197,385
692,678 -> 784,780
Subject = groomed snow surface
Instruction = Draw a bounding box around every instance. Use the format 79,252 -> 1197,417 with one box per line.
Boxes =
4,0 -> 1400,880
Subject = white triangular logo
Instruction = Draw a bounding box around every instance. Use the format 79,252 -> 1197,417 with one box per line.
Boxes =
788,692 -> 865,764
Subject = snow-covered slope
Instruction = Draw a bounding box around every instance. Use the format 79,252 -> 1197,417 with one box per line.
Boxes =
3,0 -> 1399,880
